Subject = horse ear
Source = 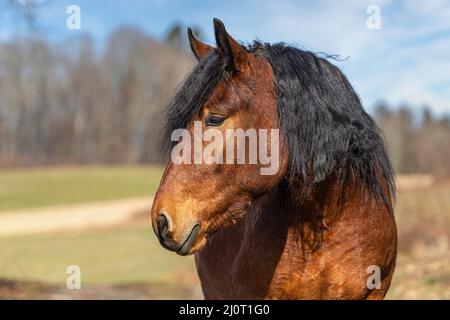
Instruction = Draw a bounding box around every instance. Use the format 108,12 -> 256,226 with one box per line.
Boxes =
187,28 -> 214,61
213,18 -> 250,71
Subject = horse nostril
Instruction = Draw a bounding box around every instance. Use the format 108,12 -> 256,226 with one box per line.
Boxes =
156,212 -> 171,238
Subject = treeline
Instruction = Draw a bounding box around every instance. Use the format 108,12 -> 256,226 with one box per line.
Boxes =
375,103 -> 450,178
0,27 -> 449,178
0,27 -> 194,165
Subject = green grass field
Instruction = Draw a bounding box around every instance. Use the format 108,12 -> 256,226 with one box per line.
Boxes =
0,221 -> 202,299
0,223 -> 196,286
0,166 -> 163,211
0,165 -> 201,298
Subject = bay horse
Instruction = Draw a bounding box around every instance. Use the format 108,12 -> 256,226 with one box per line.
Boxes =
151,18 -> 397,299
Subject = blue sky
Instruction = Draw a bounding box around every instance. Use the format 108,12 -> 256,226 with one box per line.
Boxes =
1,0 -> 449,115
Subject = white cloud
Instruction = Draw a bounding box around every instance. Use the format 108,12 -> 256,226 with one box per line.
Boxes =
194,0 -> 450,115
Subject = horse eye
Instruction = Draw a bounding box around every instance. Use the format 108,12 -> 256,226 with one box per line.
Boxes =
205,114 -> 226,126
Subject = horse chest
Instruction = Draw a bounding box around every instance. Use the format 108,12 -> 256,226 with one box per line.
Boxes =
197,220 -> 377,299
197,221 -> 325,299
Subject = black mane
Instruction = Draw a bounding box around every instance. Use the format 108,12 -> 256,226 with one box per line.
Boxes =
164,42 -> 395,205
164,52 -> 225,152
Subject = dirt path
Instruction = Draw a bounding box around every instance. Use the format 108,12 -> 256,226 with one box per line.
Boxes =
0,175 -> 434,237
0,197 -> 153,237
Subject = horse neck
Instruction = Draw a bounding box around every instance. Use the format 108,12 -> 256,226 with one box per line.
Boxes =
246,176 -> 366,252
277,177 -> 345,224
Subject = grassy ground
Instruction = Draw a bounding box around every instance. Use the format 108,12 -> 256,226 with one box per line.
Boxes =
0,222 -> 195,285
386,180 -> 450,299
0,166 -> 163,211
0,220 -> 202,299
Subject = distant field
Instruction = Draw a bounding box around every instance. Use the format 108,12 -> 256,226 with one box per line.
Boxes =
0,166 -> 163,211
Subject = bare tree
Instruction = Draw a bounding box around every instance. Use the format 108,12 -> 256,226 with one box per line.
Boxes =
1,18 -> 448,178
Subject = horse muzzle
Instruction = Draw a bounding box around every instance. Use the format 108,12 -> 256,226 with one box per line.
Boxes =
154,212 -> 201,256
